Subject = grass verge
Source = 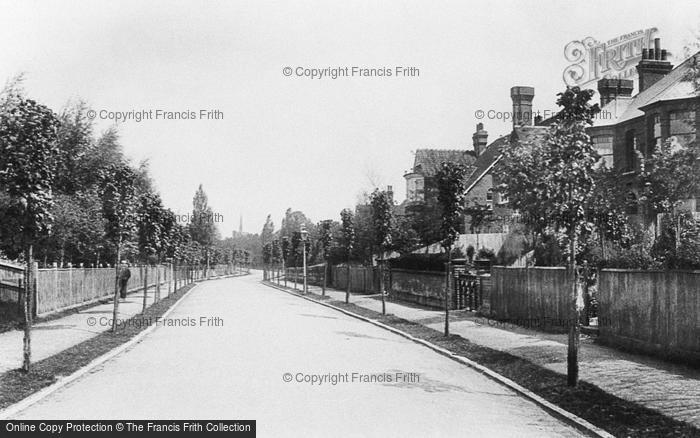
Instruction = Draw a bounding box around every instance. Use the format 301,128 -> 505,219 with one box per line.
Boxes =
271,282 -> 700,438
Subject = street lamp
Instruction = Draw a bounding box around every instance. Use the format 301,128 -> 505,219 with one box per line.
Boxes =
300,224 -> 308,294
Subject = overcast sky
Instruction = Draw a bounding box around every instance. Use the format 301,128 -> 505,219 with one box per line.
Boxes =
1,0 -> 699,235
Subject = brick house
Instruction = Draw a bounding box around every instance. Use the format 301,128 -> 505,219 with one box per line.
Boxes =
463,87 -> 548,233
588,38 -> 700,217
401,149 -> 476,235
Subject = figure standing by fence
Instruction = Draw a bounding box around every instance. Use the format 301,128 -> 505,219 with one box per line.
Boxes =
118,262 -> 131,299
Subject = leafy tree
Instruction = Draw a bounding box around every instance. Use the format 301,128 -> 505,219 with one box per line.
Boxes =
101,163 -> 138,333
0,86 -> 61,371
639,138 -> 700,215
261,214 -> 275,246
54,101 -> 94,194
464,201 -> 494,249
317,219 -> 333,294
436,162 -> 469,336
339,208 -> 356,263
499,86 -> 601,387
369,189 -> 394,314
190,185 -> 219,276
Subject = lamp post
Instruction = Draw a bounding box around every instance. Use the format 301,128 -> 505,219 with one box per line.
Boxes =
300,224 -> 308,294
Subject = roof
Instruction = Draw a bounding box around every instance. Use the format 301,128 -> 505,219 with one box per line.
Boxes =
463,136 -> 509,191
463,126 -> 549,193
410,149 -> 476,177
594,51 -> 700,127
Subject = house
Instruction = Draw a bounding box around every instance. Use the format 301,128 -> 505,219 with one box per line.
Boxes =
587,38 -> 700,217
401,148 -> 476,235
462,87 -> 548,234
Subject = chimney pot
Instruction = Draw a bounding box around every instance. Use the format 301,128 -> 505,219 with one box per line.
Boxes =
636,38 -> 674,92
642,48 -> 648,60
654,38 -> 661,60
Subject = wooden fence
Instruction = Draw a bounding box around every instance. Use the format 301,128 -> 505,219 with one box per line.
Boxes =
489,266 -> 573,333
35,265 -> 172,316
0,262 -> 24,311
598,269 -> 700,363
1,262 -> 247,319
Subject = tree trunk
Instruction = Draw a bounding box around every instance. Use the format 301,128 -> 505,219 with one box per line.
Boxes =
22,244 -> 34,372
111,243 -> 121,333
322,262 -> 327,297
444,247 -> 452,337
567,231 -> 580,387
345,265 -> 351,303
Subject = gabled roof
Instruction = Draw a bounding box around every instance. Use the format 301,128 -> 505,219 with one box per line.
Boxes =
594,51 -> 700,127
463,126 -> 549,193
410,149 -> 476,177
463,136 -> 509,191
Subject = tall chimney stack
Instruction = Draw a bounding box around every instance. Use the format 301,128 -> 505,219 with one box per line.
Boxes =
510,86 -> 535,128
636,38 -> 674,92
472,123 -> 488,157
597,78 -> 634,107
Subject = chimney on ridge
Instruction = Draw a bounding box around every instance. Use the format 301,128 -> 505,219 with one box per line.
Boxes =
636,38 -> 674,92
472,123 -> 488,157
597,78 -> 634,107
510,86 -> 535,128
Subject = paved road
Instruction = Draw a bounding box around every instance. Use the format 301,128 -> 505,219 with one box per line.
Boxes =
13,274 -> 584,437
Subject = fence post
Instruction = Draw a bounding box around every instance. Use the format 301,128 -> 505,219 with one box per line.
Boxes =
142,265 -> 148,312
322,263 -> 327,297
32,262 -> 38,317
345,265 -> 351,303
155,265 -> 161,302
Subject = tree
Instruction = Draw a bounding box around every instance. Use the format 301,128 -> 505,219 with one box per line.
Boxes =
464,201 -> 494,249
639,138 -> 700,216
0,86 -> 61,371
499,86 -> 601,386
101,163 -> 138,333
369,190 -> 394,315
339,208 -> 356,303
436,162 -> 469,336
317,219 -> 333,296
190,185 -> 218,277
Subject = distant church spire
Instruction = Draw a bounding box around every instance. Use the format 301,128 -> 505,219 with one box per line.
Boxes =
239,214 -> 243,234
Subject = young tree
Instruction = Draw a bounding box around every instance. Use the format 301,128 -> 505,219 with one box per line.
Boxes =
464,201 -> 494,249
0,88 -> 61,371
369,189 -> 394,314
190,185 -> 218,277
435,162 -> 468,336
101,163 -> 138,333
317,219 -> 333,296
499,86 -> 601,386
639,138 -> 700,216
339,208 -> 356,303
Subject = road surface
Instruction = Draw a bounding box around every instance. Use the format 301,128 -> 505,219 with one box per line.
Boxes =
13,273 -> 585,437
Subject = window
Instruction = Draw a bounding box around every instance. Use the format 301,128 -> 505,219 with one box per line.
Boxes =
624,130 -> 637,171
486,188 -> 493,205
652,114 -> 662,151
592,135 -> 613,167
669,110 -> 696,146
